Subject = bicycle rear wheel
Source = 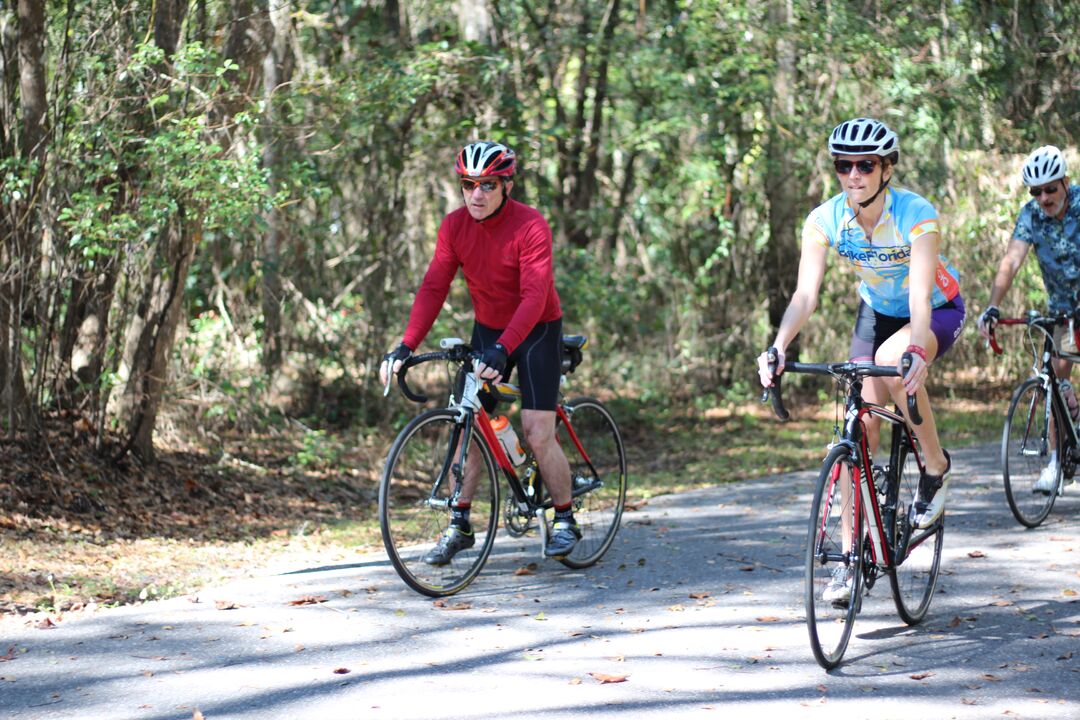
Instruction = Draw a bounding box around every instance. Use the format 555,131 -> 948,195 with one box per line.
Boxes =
1002,378 -> 1060,528
887,426 -> 943,624
805,445 -> 862,670
556,398 -> 627,569
379,409 -> 499,597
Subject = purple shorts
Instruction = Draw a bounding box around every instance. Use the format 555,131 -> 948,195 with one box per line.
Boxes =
849,295 -> 966,362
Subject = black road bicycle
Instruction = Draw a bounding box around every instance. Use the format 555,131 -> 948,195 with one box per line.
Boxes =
765,350 -> 944,670
379,336 -> 627,597
990,312 -> 1080,527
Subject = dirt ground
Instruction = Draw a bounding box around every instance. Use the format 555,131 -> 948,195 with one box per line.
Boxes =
0,412 -> 388,620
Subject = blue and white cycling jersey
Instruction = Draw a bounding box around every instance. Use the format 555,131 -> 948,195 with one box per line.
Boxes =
1012,184 -> 1080,314
802,187 -> 961,317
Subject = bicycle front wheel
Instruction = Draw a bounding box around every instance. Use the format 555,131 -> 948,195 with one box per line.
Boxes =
556,398 -> 627,569
1002,378 -> 1060,528
805,445 -> 862,670
379,409 -> 499,597
887,425 -> 943,624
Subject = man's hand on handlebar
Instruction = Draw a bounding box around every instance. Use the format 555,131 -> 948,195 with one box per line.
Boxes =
380,343 -> 413,393
977,305 -> 999,341
474,342 -> 508,381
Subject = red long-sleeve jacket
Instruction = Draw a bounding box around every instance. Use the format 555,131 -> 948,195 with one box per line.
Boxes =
402,198 -> 562,354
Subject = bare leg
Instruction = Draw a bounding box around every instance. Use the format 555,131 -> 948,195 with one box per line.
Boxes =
450,431 -> 484,505
875,329 -> 948,476
521,409 -> 571,506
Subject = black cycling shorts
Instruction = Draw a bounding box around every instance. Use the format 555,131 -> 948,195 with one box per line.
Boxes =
472,317 -> 563,411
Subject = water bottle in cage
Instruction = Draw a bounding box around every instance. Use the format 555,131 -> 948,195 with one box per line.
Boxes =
490,415 -> 527,465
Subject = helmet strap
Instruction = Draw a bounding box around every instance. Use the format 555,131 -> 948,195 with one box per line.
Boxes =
476,193 -> 510,222
856,172 -> 891,211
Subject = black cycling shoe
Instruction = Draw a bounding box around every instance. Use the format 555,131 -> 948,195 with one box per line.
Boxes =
423,525 -> 475,566
544,520 -> 582,558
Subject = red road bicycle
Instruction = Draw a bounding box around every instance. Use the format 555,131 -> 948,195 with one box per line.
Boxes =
989,311 -> 1080,527
378,336 -> 627,596
765,349 -> 944,669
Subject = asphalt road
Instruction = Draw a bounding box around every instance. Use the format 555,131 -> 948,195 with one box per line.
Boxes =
1,442 -> 1077,720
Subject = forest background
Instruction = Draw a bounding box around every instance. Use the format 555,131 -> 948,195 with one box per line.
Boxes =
1,0 -> 1078,614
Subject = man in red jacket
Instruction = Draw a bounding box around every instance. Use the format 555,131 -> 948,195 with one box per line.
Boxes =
379,141 -> 578,563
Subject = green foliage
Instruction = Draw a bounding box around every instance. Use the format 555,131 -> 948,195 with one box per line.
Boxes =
6,0 -> 1080,447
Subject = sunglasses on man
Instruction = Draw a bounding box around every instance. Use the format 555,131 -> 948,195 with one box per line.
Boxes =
1030,183 -> 1059,198
460,178 -> 500,193
833,159 -> 880,175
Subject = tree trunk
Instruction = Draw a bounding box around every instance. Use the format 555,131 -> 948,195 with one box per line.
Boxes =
153,0 -> 189,58
565,0 -> 619,249
259,1 -> 290,376
0,0 -> 48,435
113,210 -> 201,463
764,0 -> 801,358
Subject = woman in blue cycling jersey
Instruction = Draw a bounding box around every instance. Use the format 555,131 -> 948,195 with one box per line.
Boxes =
757,118 -> 966,601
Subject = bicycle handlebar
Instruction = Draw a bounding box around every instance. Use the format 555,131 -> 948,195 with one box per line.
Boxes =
763,347 -> 922,425
987,312 -> 1064,355
395,347 -> 474,404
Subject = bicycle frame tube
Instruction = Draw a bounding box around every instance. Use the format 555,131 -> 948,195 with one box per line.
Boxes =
555,405 -> 597,474
473,406 -> 542,511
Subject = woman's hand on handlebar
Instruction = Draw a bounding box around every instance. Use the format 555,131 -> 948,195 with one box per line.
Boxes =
899,350 -> 929,396
757,347 -> 784,388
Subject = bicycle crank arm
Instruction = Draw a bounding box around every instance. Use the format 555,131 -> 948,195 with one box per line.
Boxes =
536,508 -> 548,558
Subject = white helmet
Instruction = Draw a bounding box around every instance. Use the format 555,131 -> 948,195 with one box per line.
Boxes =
1021,145 -> 1067,187
828,118 -> 899,159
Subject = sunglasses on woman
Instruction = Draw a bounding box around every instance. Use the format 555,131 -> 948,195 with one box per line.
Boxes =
460,178 -> 500,193
1030,183 -> 1059,198
833,159 -> 879,175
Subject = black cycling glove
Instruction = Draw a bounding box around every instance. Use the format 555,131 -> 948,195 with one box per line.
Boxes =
479,343 -> 508,378
979,305 -> 1000,327
385,342 -> 412,365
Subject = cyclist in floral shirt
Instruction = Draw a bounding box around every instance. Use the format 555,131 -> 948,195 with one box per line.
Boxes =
978,145 -> 1079,493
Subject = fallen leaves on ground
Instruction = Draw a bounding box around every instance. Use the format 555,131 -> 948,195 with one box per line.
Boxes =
909,671 -> 933,680
432,600 -> 471,611
588,672 -> 629,684
967,550 -> 987,558
288,595 -> 326,606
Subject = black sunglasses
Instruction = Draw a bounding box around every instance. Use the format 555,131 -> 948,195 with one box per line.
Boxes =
833,159 -> 879,175
1030,183 -> 1059,198
460,178 -> 499,193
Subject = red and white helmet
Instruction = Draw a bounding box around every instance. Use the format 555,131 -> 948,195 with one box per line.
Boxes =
455,141 -> 516,178
1021,145 -> 1067,187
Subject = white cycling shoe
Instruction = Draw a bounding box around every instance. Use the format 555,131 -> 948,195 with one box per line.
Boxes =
1033,463 -> 1063,495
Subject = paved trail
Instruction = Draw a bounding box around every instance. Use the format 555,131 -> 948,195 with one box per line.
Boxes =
1,442 -> 1078,720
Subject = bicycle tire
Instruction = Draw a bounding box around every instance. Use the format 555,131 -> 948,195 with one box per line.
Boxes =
555,397 -> 627,569
1002,378 -> 1060,528
379,408 -> 499,597
805,444 -> 862,670
887,424 -> 943,624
